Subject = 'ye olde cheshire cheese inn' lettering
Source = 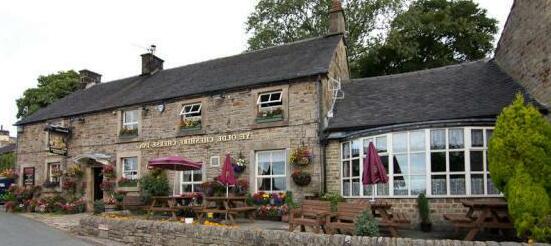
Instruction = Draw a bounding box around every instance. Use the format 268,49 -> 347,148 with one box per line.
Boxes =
138,132 -> 252,149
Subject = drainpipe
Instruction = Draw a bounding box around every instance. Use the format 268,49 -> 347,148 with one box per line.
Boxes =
315,75 -> 328,195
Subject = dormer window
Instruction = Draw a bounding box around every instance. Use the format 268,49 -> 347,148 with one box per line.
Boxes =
120,110 -> 139,137
256,91 -> 284,123
179,103 -> 202,131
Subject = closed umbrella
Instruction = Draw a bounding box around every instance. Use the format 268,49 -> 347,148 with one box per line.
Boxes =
217,153 -> 236,197
148,156 -> 202,196
362,142 -> 389,201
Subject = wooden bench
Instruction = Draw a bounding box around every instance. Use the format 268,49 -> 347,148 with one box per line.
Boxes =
289,200 -> 332,233
325,202 -> 370,235
121,195 -> 146,211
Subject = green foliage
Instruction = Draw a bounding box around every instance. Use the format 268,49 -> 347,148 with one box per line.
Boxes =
417,193 -> 430,223
245,0 -> 404,76
0,152 -> 15,172
355,210 -> 379,236
93,200 -> 105,215
284,191 -> 298,208
139,169 -> 170,202
16,70 -> 80,119
488,94 -> 551,242
321,192 -> 344,211
356,0 -> 497,77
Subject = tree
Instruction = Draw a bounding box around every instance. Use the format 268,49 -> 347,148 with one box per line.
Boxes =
245,0 -> 404,76
488,94 -> 551,242
0,152 -> 15,172
16,70 -> 80,119
356,0 -> 498,77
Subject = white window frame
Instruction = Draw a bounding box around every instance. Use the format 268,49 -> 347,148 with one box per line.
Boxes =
257,91 -> 282,110
180,103 -> 202,120
122,110 -> 139,130
48,162 -> 61,183
210,156 -> 220,167
180,169 -> 203,193
255,150 -> 287,192
121,157 -> 139,180
340,126 -> 499,198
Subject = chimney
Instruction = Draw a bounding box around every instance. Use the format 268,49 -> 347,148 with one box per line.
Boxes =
141,45 -> 164,75
328,0 -> 346,34
79,69 -> 102,89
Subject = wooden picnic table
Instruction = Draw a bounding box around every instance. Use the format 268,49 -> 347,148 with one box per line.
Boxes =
197,196 -> 256,224
370,201 -> 410,237
147,196 -> 202,219
443,199 -> 513,241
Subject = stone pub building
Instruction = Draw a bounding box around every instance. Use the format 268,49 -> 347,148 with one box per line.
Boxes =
14,0 -> 550,224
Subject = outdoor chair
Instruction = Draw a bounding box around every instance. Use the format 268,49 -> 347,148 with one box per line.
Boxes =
325,202 -> 370,235
288,200 -> 332,233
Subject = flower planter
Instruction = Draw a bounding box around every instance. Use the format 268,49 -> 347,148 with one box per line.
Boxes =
104,204 -> 117,212
292,171 -> 311,186
179,126 -> 201,132
255,114 -> 283,123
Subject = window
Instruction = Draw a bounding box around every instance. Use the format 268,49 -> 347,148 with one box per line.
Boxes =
340,127 -> 498,198
181,169 -> 203,193
121,157 -> 138,180
121,110 -> 139,136
179,103 -> 202,130
48,162 -> 61,183
210,156 -> 220,167
257,91 -> 282,109
256,150 -> 286,192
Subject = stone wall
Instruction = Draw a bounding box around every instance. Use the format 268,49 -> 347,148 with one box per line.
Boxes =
495,0 -> 551,107
76,216 -> 536,246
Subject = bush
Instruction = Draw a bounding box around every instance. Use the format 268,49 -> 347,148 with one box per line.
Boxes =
355,210 -> 379,236
489,94 -> 551,242
321,192 -> 344,211
93,200 -> 105,215
139,169 -> 170,202
417,193 -> 430,223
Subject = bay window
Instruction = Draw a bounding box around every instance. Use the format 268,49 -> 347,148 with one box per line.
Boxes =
340,127 -> 499,198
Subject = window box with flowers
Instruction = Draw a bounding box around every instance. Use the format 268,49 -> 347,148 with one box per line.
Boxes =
250,192 -> 290,221
179,118 -> 202,131
119,127 -> 138,138
118,177 -> 138,187
256,108 -> 284,123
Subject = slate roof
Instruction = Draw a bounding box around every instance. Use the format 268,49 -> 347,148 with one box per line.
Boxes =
0,144 -> 16,155
327,59 -> 545,132
17,34 -> 343,125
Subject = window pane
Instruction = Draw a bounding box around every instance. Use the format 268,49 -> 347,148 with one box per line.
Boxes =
376,136 -> 387,152
449,152 -> 465,172
450,174 -> 466,195
259,94 -> 270,102
486,129 -> 493,144
352,179 -> 360,196
411,176 -> 426,195
471,129 -> 484,147
410,153 -> 426,174
258,152 -> 271,175
363,138 -> 373,154
377,183 -> 389,196
409,131 -> 425,151
182,171 -> 192,182
343,180 -> 350,196
380,155 -> 389,173
193,170 -> 202,182
258,178 -> 271,191
182,184 -> 192,193
352,159 -> 360,177
471,174 -> 484,195
392,133 -> 407,153
272,178 -> 286,191
393,176 -> 408,195
342,161 -> 350,177
449,128 -> 464,149
431,175 -> 447,195
342,142 -> 350,159
271,92 -> 281,101
430,130 -> 446,150
431,152 -> 446,172
487,174 -> 499,194
393,154 -> 408,175
363,184 -> 373,196
470,151 -> 483,171
351,140 -> 361,158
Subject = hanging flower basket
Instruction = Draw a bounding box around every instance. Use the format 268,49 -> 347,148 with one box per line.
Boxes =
233,164 -> 246,173
290,147 -> 313,166
291,170 -> 311,186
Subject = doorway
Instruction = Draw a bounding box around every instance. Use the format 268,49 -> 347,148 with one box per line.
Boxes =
92,167 -> 103,201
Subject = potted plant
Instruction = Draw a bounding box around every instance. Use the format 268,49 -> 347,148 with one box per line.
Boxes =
102,165 -> 115,179
417,193 -> 432,232
291,170 -> 311,186
180,207 -> 195,224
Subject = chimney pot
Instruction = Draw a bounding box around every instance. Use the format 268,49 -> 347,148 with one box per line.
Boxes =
141,49 -> 164,75
79,69 -> 102,89
328,0 -> 346,34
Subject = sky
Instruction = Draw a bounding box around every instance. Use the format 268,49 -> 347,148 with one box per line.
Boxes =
0,0 -> 514,137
